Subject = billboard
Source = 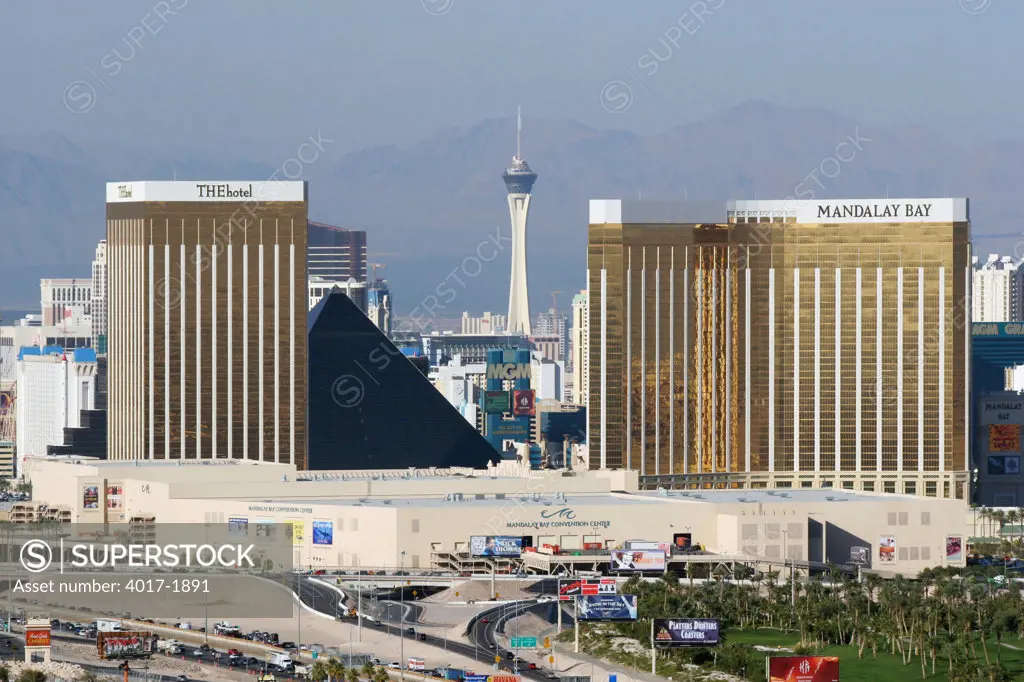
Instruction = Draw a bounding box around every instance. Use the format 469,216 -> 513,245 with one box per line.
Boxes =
25,630 -> 51,647
610,549 -> 665,571
513,389 -> 536,416
470,535 -> 523,557
313,520 -> 334,546
652,619 -> 720,647
83,485 -> 99,510
228,517 -> 249,536
255,519 -> 276,537
97,632 -> 156,660
106,484 -> 124,510
768,656 -> 839,682
988,454 -> 1021,475
626,540 -> 671,554
577,594 -> 637,621
558,579 -> 617,597
287,521 -> 305,546
878,536 -> 895,564
989,423 -> 1021,452
484,390 -> 511,414
672,533 -> 693,550
0,390 -> 13,416
849,546 -> 869,566
946,536 -> 963,562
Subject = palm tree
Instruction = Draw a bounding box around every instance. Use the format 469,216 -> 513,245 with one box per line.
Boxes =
310,661 -> 329,682
361,662 -> 375,680
326,658 -> 346,682
345,668 -> 358,682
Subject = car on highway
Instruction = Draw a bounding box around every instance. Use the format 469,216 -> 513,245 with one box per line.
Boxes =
527,663 -> 537,670
481,617 -> 489,623
417,633 -> 427,641
387,662 -> 401,670
227,649 -> 241,656
281,641 -> 297,651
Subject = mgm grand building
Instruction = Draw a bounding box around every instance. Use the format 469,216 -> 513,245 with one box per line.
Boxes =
587,198 -> 971,499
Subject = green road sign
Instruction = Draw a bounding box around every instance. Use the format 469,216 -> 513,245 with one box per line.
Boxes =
511,637 -> 538,648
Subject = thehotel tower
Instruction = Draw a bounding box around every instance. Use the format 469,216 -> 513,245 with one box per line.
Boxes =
588,198 -> 971,499
106,181 -> 308,468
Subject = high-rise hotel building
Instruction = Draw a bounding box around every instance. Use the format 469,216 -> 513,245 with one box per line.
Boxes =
106,181 -> 308,467
588,198 -> 971,498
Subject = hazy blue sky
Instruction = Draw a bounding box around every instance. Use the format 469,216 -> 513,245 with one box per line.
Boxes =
0,0 -> 1017,156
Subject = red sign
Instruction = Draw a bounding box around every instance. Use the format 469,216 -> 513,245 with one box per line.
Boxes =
513,389 -> 535,416
769,656 -> 839,682
25,630 -> 51,647
489,676 -> 519,682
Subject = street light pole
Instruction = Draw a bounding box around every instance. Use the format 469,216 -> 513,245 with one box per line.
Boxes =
400,550 -> 406,682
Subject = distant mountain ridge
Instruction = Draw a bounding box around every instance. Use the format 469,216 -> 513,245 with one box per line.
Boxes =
1,101 -> 1020,314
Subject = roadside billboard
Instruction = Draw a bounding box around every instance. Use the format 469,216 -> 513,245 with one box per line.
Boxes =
408,658 -> 425,671
652,619 -> 720,647
470,535 -> 523,557
672,533 -> 693,550
610,549 -> 665,571
97,632 -> 156,660
768,656 -> 839,682
577,594 -> 638,621
558,579 -> 617,597
625,540 -> 671,554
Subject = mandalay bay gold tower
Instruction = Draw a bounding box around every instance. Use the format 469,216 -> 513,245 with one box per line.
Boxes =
106,181 -> 308,468
588,198 -> 971,498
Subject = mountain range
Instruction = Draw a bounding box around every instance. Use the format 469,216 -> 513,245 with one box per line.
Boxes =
1,101 -> 1021,319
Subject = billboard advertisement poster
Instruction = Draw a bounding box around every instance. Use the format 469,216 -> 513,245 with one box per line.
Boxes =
672,533 -> 693,549
484,390 -> 511,414
105,484 -> 123,510
946,536 -> 963,562
578,595 -> 638,621
652,619 -> 720,647
407,658 -> 425,671
0,390 -> 13,416
97,632 -> 156,660
989,423 -> 1021,452
513,389 -> 536,416
610,549 -> 665,571
470,535 -> 523,557
255,519 -> 276,537
768,656 -> 839,682
559,579 -> 617,596
988,454 -> 1021,475
878,536 -> 895,563
287,521 -> 305,546
228,517 -> 249,536
313,520 -> 334,546
83,485 -> 99,510
849,546 -> 869,566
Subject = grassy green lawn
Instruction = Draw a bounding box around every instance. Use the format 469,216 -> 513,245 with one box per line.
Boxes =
726,628 -> 1024,681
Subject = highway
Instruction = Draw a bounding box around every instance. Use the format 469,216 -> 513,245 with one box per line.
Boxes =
294,576 -> 559,681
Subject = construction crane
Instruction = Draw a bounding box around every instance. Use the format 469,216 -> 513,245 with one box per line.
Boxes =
550,290 -> 561,314
368,263 -> 386,281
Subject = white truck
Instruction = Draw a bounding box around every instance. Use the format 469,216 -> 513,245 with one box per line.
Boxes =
95,619 -> 123,633
156,639 -> 183,655
269,652 -> 294,669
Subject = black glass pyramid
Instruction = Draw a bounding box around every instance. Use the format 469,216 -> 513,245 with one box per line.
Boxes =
307,289 -> 500,470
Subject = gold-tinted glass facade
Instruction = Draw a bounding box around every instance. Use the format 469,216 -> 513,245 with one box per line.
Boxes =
107,195 -> 308,468
588,209 -> 970,482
